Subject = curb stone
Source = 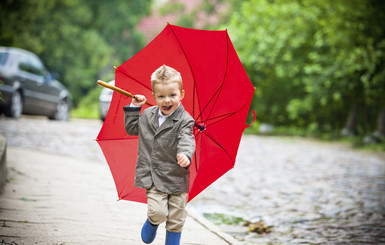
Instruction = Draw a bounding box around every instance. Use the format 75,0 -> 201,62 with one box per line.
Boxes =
0,134 -> 6,193
188,209 -> 242,245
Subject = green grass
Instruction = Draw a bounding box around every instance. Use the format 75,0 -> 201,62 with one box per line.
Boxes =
245,122 -> 385,152
70,86 -> 101,119
203,213 -> 246,226
71,104 -> 99,119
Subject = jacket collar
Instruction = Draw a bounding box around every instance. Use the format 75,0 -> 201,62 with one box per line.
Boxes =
150,104 -> 185,132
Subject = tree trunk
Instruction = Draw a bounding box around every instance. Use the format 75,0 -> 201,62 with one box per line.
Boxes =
341,102 -> 358,136
376,104 -> 385,136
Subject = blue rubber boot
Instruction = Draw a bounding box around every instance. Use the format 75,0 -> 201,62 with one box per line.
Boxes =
141,219 -> 158,244
165,230 -> 181,245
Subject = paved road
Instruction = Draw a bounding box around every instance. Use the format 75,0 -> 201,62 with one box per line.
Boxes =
0,116 -> 238,245
1,116 -> 385,244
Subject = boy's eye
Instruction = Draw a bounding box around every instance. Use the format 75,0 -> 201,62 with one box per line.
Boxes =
171,94 -> 176,97
158,95 -> 164,98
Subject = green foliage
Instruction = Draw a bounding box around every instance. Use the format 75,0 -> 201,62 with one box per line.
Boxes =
159,2 -> 185,16
0,0 -> 152,106
227,0 -> 385,136
356,142 -> 385,152
71,86 -> 102,119
177,15 -> 195,29
3,0 -> 385,142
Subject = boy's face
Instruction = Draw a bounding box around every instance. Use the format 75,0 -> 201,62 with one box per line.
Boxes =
152,82 -> 185,116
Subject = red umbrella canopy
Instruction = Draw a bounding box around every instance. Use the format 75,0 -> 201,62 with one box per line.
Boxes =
97,24 -> 254,203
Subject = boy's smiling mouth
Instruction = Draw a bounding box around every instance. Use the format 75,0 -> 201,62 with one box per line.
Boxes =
162,105 -> 173,112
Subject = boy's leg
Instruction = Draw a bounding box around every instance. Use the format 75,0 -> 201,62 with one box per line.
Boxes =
146,186 -> 168,225
141,186 -> 168,244
165,193 -> 188,233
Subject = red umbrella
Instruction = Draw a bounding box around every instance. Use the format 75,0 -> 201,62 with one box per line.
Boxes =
96,23 -> 254,203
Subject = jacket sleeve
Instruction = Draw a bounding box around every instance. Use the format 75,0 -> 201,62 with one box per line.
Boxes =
123,105 -> 141,136
177,118 -> 196,161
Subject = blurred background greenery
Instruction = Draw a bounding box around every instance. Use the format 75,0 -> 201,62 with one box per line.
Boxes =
1,0 -> 384,149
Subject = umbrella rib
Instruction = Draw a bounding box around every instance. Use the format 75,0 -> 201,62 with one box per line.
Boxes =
199,30 -> 230,123
193,131 -> 203,173
201,111 -> 236,131
195,82 -> 223,123
202,130 -> 234,164
168,24 -> 200,121
202,111 -> 236,125
198,100 -> 251,128
116,66 -> 152,92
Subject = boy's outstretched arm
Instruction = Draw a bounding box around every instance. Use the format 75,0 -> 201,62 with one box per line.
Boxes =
123,94 -> 146,136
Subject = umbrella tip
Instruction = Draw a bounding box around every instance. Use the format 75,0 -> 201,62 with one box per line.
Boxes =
114,66 -> 118,70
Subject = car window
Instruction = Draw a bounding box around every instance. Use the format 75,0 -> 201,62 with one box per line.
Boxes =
29,55 -> 45,76
17,53 -> 45,76
17,54 -> 31,73
0,52 -> 8,65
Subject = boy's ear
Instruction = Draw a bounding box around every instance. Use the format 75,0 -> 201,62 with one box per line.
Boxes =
180,90 -> 185,100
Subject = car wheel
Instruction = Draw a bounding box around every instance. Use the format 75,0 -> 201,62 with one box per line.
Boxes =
49,100 -> 69,121
4,90 -> 23,118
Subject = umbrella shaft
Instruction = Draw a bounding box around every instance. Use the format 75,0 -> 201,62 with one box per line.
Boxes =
97,80 -> 154,106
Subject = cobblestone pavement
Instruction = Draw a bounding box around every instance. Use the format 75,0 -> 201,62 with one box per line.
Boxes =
1,116 -> 385,244
190,136 -> 385,244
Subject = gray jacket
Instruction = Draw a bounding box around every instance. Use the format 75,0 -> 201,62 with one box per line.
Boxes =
124,104 -> 195,194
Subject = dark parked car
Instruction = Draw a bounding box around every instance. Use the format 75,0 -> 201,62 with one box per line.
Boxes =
0,47 -> 71,120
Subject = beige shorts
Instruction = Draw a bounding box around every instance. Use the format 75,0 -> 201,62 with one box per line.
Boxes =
146,186 -> 188,233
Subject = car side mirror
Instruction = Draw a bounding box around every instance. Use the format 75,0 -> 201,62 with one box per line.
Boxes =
49,72 -> 60,80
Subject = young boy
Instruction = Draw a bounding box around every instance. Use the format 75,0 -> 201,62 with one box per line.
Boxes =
123,65 -> 196,245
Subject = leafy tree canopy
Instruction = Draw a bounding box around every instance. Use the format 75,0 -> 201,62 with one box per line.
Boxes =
227,0 -> 385,135
0,0 -> 152,105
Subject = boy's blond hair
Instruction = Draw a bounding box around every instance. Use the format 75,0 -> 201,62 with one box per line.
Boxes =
151,65 -> 183,91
